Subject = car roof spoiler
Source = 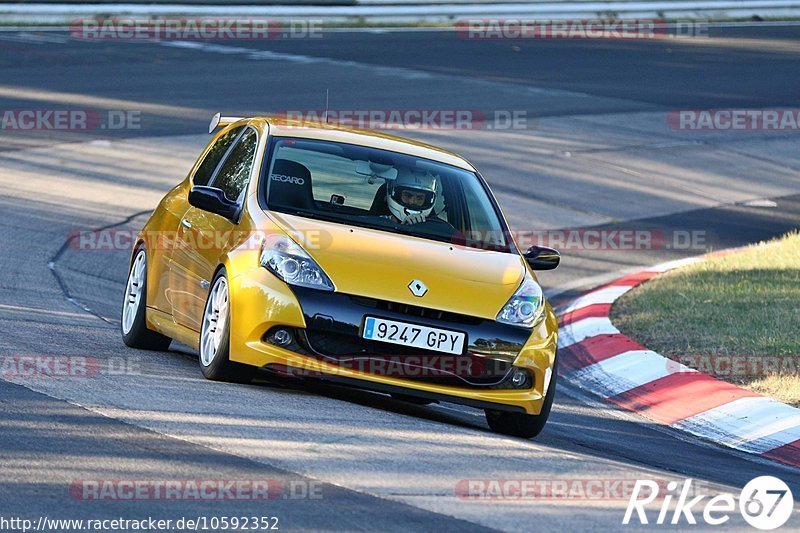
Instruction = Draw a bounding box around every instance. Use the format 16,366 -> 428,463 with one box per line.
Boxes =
208,113 -> 245,134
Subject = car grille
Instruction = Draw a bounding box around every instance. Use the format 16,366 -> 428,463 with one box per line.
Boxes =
297,329 -> 514,388
268,286 -> 530,389
348,295 -> 482,325
304,328 -> 434,357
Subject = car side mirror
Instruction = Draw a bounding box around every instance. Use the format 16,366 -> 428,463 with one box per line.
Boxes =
188,186 -> 239,221
524,245 -> 560,270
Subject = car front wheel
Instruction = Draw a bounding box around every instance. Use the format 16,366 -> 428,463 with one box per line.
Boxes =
485,358 -> 557,438
199,268 -> 254,384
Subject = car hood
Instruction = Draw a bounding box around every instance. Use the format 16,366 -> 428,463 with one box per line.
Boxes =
269,213 -> 526,320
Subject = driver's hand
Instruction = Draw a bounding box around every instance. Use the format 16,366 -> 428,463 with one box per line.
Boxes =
403,213 -> 427,225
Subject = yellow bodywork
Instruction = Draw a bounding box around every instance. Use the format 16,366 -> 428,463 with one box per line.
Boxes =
135,117 -> 558,415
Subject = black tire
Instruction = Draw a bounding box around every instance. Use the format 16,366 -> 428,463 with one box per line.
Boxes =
121,247 -> 172,351
199,268 -> 255,384
485,355 -> 558,438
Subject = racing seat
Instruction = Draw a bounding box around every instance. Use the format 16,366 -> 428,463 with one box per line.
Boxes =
369,182 -> 391,216
267,159 -> 315,211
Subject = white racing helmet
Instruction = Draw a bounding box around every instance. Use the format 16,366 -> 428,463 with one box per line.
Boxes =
387,168 -> 438,223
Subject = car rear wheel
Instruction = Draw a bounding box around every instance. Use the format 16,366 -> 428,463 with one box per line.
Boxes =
199,268 -> 254,384
485,358 -> 558,439
121,248 -> 172,351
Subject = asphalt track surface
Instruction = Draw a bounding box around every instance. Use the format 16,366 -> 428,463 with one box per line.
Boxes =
1,25 -> 799,531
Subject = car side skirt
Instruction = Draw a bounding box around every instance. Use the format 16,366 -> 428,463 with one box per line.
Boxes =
147,307 -> 199,350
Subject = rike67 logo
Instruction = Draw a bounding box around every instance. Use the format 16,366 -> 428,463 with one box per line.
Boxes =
624,476 -> 794,529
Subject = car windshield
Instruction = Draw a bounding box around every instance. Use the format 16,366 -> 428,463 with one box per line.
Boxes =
262,137 -> 514,252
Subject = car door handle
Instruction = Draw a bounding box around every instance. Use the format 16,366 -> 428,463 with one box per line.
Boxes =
181,219 -> 192,229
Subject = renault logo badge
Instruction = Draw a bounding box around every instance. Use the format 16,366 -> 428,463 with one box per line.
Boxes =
408,280 -> 428,297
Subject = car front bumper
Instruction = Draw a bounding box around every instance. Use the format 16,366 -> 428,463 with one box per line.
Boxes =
228,267 -> 558,415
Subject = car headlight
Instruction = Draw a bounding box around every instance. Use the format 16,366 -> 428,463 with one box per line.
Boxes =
496,274 -> 545,328
259,234 -> 334,291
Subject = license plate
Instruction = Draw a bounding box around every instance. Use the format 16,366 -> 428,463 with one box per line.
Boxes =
362,316 -> 466,355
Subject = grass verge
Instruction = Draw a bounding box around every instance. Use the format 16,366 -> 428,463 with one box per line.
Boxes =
610,232 -> 800,406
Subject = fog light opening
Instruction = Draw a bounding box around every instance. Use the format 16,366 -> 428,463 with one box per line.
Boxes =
271,328 -> 293,346
510,368 -> 533,389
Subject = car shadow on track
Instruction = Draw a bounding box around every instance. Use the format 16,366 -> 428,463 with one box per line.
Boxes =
171,340 -> 488,432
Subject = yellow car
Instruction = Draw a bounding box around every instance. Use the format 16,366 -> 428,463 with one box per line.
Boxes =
121,114 -> 560,437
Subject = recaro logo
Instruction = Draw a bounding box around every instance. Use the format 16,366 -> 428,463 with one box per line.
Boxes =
270,173 -> 304,185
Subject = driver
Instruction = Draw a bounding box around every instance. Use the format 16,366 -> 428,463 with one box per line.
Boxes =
386,168 -> 438,225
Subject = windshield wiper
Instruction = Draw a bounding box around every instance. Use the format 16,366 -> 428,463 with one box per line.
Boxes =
274,207 -> 332,222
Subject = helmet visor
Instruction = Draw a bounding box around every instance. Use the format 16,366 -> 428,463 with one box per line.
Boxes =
392,186 -> 435,210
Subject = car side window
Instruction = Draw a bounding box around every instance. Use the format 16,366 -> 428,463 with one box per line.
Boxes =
211,127 -> 258,201
192,126 -> 245,186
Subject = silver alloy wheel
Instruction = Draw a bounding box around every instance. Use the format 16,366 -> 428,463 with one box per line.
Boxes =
200,276 -> 229,367
122,250 -> 146,335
